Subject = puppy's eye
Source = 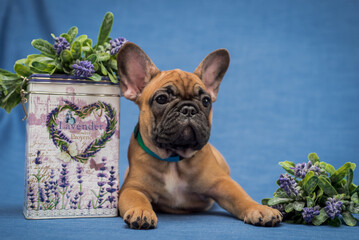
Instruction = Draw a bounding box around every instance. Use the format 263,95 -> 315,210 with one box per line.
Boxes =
155,94 -> 168,104
202,97 -> 211,107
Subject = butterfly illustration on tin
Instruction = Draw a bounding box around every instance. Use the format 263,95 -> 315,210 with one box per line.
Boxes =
56,142 -> 78,163
89,158 -> 106,170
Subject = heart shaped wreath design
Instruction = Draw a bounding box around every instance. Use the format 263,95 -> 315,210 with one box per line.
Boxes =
46,100 -> 117,163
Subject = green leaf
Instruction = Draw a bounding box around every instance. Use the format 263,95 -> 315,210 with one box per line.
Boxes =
86,54 -> 97,64
285,202 -> 294,213
88,73 -> 102,81
67,26 -> 78,44
14,64 -> 32,77
342,211 -> 357,226
25,54 -> 42,65
312,208 -> 329,226
316,188 -> 323,200
99,62 -> 108,76
96,52 -> 111,62
325,164 -> 336,176
274,188 -> 289,198
306,196 -> 315,207
15,58 -> 26,65
261,198 -> 270,205
0,69 -> 20,81
108,69 -> 118,83
330,162 -> 353,184
267,197 -> 293,206
345,168 -> 353,194
96,12 -> 113,47
350,163 -> 356,171
60,50 -> 73,63
318,176 -> 337,196
293,201 -> 305,211
109,58 -> 117,71
1,82 -> 22,113
31,39 -> 56,57
308,153 -> 320,164
30,61 -> 56,73
82,38 -> 92,48
278,161 -> 295,175
327,217 -> 342,227
351,192 -> 359,204
303,171 -> 318,194
71,41 -> 82,60
60,33 -> 71,43
74,35 -> 88,43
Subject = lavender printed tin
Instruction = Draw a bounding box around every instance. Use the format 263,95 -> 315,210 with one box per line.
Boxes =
23,74 -> 120,219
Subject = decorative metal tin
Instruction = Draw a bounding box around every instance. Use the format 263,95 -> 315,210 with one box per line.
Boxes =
23,74 -> 120,219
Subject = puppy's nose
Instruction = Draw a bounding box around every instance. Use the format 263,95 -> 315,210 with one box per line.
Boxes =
180,105 -> 197,117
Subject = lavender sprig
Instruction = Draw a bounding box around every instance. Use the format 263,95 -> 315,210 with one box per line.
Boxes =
108,37 -> 128,55
72,60 -> 95,78
279,173 -> 299,196
106,166 -> 117,208
76,164 -> 83,209
290,161 -> 320,179
57,163 -> 70,209
34,150 -> 42,165
302,206 -> 320,224
325,198 -> 343,219
53,37 -> 70,55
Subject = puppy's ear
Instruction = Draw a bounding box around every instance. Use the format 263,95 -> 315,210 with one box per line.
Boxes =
194,49 -> 230,102
117,42 -> 160,101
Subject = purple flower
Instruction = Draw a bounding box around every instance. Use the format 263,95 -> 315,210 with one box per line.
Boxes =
58,164 -> 69,188
72,60 -> 95,78
106,166 -> 117,206
104,103 -> 114,119
63,100 -> 79,111
76,164 -> 83,184
302,206 -> 320,224
83,141 -> 94,154
97,172 -> 107,178
34,150 -> 42,165
53,37 -> 70,55
38,188 -> 45,203
28,186 -> 35,209
49,124 -> 58,148
108,37 -> 128,55
87,200 -> 92,210
279,173 -> 299,196
290,161 -> 320,179
97,181 -> 106,187
325,197 -> 343,219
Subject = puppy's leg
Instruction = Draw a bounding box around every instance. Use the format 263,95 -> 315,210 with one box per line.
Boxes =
207,177 -> 282,227
119,187 -> 157,229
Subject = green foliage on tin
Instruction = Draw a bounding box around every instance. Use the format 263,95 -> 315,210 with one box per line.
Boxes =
0,12 -> 126,113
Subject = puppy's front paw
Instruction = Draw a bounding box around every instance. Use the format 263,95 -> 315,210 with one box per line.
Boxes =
123,207 -> 157,229
243,204 -> 282,227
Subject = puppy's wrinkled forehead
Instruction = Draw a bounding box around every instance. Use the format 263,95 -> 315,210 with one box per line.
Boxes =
141,69 -> 206,100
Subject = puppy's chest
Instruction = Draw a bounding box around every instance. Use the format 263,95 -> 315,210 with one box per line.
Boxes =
161,164 -> 191,205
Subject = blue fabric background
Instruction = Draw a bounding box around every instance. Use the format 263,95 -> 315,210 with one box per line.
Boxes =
0,0 -> 359,239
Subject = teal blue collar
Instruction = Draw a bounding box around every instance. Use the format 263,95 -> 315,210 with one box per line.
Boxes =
134,124 -> 181,162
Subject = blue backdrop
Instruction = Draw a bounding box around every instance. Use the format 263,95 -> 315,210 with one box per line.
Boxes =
1,0 -> 359,239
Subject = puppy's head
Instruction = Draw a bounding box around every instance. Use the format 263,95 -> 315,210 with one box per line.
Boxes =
117,43 -> 230,159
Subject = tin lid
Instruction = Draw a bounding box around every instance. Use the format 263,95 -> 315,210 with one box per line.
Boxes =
28,74 -> 120,85
27,74 -> 121,97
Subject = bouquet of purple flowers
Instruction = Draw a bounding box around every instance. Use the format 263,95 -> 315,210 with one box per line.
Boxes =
262,153 -> 358,227
0,12 -> 127,113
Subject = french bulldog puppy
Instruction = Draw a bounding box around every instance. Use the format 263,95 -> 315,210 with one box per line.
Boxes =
116,42 -> 282,229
